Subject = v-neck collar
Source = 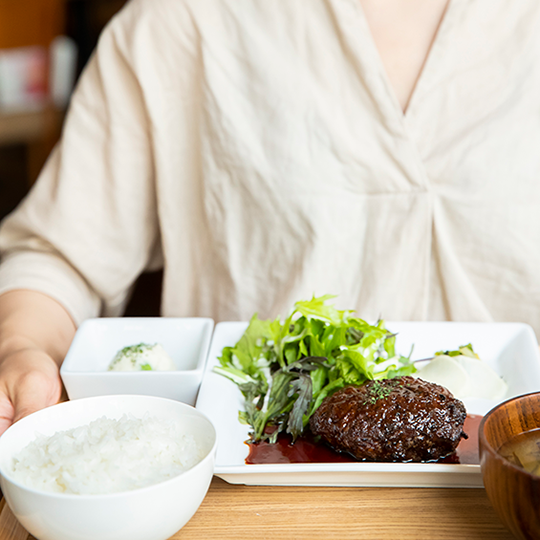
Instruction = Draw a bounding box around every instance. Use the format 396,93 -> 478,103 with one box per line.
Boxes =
330,0 -> 457,125
402,0 -> 456,120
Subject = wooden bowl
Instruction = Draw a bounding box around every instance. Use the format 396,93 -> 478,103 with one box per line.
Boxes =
479,392 -> 540,540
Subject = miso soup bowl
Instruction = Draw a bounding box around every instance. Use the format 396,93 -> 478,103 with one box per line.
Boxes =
479,391 -> 540,540
0,395 -> 217,540
60,317 -> 214,405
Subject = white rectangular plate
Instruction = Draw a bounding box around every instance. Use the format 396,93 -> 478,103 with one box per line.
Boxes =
196,321 -> 540,487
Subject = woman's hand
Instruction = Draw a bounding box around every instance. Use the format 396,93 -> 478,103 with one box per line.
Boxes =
0,349 -> 63,435
0,290 -> 76,435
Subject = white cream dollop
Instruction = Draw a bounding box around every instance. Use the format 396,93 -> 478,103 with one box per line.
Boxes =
108,343 -> 176,371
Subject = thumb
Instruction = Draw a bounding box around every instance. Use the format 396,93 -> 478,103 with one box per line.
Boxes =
11,369 -> 62,425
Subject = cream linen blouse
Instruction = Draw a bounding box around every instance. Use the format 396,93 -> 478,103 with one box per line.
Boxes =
0,0 -> 539,335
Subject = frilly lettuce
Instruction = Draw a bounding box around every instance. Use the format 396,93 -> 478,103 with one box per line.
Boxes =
214,295 -> 416,443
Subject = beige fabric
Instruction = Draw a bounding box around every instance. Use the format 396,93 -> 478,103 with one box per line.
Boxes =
1,0 -> 540,335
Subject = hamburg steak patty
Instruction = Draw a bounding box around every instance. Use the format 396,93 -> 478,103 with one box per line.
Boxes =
309,376 -> 467,462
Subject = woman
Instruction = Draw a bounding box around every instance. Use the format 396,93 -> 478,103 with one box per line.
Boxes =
0,0 -> 538,434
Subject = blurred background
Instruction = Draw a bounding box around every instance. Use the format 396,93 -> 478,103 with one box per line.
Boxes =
0,0 -> 161,316
0,0 -> 127,219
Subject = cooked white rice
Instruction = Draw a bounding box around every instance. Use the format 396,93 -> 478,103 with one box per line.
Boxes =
10,415 -> 201,495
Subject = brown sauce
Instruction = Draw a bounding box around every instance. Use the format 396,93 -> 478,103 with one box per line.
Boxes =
246,414 -> 482,465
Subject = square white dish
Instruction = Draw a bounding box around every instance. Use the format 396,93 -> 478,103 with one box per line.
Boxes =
61,317 -> 214,405
195,321 -> 540,487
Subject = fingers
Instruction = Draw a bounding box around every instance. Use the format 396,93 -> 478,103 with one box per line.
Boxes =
0,393 -> 15,436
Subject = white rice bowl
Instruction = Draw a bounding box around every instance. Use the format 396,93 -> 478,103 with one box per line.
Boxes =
0,395 -> 217,540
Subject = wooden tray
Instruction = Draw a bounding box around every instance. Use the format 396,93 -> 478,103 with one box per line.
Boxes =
0,477 -> 514,540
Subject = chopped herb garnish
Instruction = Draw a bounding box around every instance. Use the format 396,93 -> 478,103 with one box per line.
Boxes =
365,380 -> 394,404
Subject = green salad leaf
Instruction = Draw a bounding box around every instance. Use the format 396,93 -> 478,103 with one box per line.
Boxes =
435,343 -> 479,359
213,295 -> 416,443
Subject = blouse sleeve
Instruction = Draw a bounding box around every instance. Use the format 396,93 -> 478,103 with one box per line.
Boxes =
0,2 -> 162,326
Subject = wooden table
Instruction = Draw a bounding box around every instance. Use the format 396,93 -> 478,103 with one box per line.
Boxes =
0,477 -> 514,540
